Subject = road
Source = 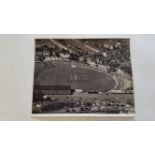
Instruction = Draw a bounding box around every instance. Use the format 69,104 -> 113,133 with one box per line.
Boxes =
49,39 -> 73,53
75,40 -> 100,53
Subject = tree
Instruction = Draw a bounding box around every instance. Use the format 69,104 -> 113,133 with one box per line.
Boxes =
55,51 -> 60,57
70,53 -> 79,61
33,90 -> 44,102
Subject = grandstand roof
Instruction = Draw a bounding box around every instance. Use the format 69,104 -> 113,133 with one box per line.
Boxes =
34,85 -> 71,90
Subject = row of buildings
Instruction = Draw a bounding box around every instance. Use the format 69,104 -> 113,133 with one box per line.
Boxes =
35,39 -> 132,77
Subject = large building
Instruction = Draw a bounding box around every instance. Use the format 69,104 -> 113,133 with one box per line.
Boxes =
34,85 -> 72,95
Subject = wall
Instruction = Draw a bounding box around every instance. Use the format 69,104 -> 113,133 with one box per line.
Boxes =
0,34 -> 155,120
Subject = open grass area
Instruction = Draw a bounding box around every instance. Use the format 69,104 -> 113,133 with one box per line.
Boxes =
35,61 -> 116,92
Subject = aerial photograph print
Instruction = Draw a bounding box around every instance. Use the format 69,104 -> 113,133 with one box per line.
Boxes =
32,38 -> 135,115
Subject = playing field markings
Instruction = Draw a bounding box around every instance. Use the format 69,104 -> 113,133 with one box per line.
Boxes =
70,74 -> 73,81
70,73 -> 78,81
83,74 -> 89,80
62,67 -> 68,85
74,74 -> 78,80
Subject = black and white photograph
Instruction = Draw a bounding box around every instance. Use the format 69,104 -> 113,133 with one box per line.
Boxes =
1,2 -> 155,155
32,39 -> 135,115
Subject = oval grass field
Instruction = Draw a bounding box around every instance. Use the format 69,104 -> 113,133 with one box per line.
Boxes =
36,61 -> 116,93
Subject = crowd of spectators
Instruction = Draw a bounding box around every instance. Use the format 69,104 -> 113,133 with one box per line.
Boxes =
33,93 -> 134,114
